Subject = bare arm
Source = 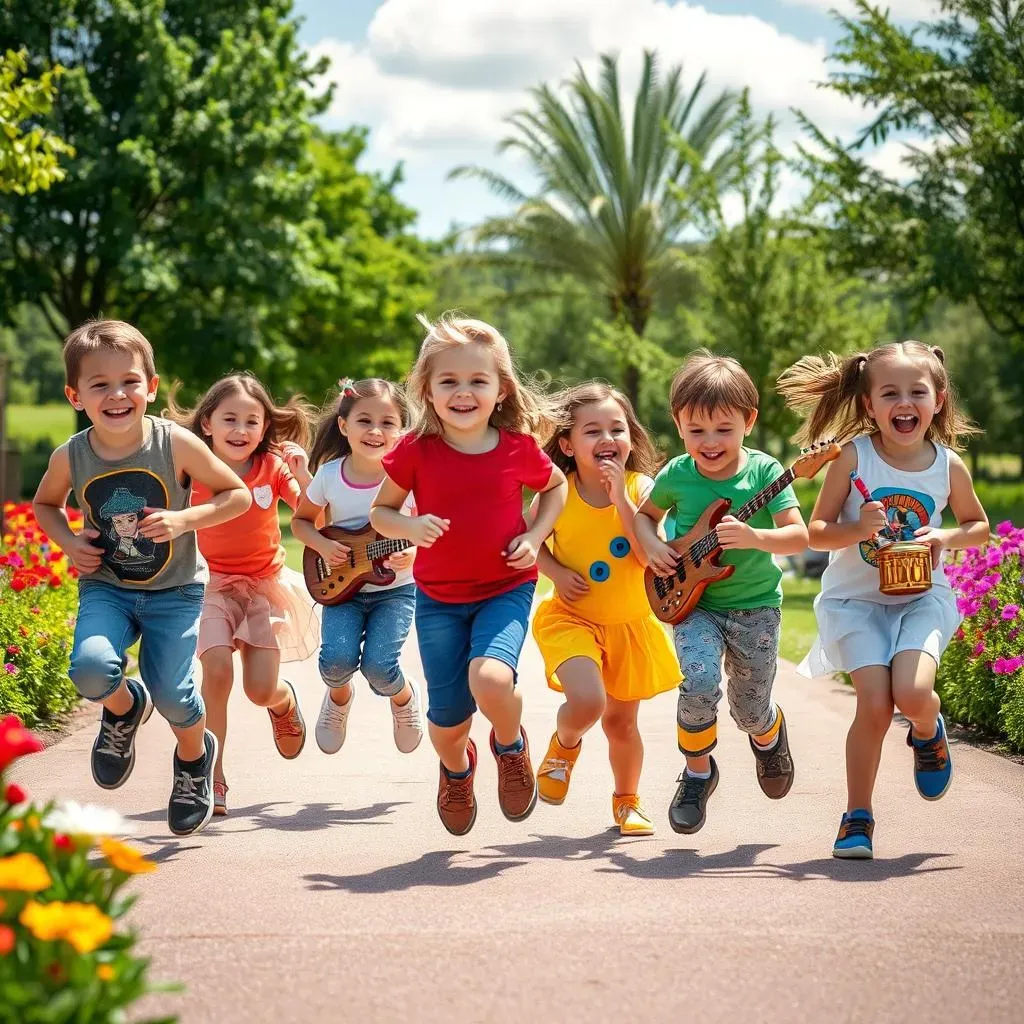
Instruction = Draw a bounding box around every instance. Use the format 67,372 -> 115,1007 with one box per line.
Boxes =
914,453 -> 989,564
807,443 -> 887,551
33,445 -> 104,573
634,496 -> 679,575
371,476 -> 449,548
526,493 -> 590,602
505,467 -> 568,570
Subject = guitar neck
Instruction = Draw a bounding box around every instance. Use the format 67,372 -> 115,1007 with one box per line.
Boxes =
366,537 -> 410,560
732,468 -> 796,524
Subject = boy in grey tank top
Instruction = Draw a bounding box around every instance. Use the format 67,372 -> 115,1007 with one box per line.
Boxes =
33,321 -> 251,836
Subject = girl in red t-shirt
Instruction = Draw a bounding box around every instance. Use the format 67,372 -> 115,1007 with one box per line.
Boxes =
371,313 -> 567,836
167,373 -> 319,815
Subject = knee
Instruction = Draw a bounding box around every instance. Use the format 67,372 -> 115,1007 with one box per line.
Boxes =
572,688 -> 606,726
602,710 -> 638,744
678,661 -> 720,701
319,649 -> 359,687
361,658 -> 404,698
468,661 -> 514,705
893,687 -> 937,721
69,637 -> 123,701
152,682 -> 204,730
200,651 -> 234,693
856,694 -> 895,736
241,676 -> 277,707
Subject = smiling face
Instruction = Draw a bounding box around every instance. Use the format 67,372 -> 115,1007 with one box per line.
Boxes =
427,342 -> 506,436
560,397 -> 631,474
111,512 -> 139,538
341,394 -> 403,465
202,390 -> 268,466
66,351 -> 158,438
675,404 -> 756,479
863,355 -> 944,449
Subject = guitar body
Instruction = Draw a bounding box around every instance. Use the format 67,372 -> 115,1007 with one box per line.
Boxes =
303,524 -> 403,607
645,499 -> 735,625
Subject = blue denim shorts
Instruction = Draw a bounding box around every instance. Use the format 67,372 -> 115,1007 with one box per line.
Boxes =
414,581 -> 536,728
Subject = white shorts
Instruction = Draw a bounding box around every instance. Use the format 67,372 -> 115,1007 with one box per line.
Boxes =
798,589 -> 961,677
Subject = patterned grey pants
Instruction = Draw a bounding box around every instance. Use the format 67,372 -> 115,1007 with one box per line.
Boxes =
672,606 -> 781,756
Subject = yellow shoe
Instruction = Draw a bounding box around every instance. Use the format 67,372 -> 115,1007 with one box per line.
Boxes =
613,794 -> 655,836
537,732 -> 582,805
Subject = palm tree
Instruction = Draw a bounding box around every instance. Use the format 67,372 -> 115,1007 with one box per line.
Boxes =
449,50 -> 737,405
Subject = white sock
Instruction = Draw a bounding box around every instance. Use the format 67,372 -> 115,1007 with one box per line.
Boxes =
686,766 -> 712,780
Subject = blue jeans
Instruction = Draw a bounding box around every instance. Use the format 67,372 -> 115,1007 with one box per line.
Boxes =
415,581 -> 536,728
69,581 -> 205,728
319,584 -> 415,697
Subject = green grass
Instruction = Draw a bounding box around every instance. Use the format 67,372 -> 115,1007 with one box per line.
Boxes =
7,403 -> 74,447
779,576 -> 819,665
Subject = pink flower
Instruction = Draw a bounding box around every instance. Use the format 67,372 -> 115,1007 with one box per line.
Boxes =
972,641 -> 985,657
5,645 -> 19,656
3,664 -> 17,675
1001,605 -> 1019,621
997,520 -> 1014,536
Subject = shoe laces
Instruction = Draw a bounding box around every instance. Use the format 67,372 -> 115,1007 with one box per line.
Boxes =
318,700 -> 348,729
538,755 -> 571,778
614,795 -> 649,823
839,816 -> 872,840
441,773 -> 473,809
673,772 -> 708,807
911,733 -> 947,772
96,719 -> 132,759
497,749 -> 533,791
758,749 -> 791,779
392,699 -> 419,729
272,705 -> 303,739
171,768 -> 206,806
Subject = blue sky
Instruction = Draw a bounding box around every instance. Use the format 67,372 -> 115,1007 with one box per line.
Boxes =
293,0 -> 936,236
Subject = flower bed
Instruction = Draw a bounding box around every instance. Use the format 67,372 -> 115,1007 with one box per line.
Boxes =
939,521 -> 1024,752
0,715 -> 174,1021
0,502 -> 80,726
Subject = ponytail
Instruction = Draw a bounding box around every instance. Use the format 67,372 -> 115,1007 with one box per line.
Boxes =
309,377 -> 408,473
777,351 -> 870,446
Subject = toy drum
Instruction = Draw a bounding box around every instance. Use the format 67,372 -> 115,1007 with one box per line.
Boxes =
876,542 -> 932,597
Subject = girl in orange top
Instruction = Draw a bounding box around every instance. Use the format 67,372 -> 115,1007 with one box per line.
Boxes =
167,373 -> 319,815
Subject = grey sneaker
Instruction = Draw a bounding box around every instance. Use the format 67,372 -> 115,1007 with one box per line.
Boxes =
391,678 -> 424,753
668,757 -> 720,835
315,686 -> 355,755
167,730 -> 218,836
91,678 -> 153,790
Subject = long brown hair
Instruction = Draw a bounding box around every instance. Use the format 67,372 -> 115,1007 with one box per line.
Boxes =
406,312 -> 556,441
164,373 -> 314,456
544,381 -> 662,478
777,341 -> 980,450
309,378 -> 408,473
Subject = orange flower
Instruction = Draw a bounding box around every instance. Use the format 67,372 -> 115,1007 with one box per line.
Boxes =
100,838 -> 156,874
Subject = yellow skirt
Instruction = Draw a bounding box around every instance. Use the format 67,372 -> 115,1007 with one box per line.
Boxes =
532,597 -> 680,703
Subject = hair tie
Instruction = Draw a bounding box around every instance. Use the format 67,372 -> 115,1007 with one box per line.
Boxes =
338,377 -> 357,398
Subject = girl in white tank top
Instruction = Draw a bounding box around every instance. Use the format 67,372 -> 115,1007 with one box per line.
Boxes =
778,342 -> 989,860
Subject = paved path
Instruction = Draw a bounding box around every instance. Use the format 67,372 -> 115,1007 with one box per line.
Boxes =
16,625 -> 1024,1024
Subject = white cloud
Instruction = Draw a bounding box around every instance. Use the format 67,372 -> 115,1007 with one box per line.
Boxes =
780,0 -> 939,19
866,135 -> 940,179
309,0 -> 879,235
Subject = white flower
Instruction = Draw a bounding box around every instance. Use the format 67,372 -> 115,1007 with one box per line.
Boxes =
42,801 -> 137,837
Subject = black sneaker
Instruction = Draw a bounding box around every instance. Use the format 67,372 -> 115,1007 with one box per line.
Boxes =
748,708 -> 795,800
167,730 -> 218,836
91,678 -> 153,790
668,757 -> 720,834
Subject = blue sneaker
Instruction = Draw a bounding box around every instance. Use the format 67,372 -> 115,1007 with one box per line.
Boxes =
908,714 -> 953,801
832,809 -> 874,859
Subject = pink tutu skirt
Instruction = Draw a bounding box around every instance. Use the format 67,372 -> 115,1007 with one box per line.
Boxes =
198,567 -> 320,663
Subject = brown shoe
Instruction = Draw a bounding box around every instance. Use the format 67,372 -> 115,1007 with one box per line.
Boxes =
490,727 -> 537,822
437,739 -> 478,836
749,708 -> 794,799
268,680 -> 306,760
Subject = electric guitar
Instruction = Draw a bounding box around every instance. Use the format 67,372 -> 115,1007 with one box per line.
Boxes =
302,523 -> 412,606
644,441 -> 840,625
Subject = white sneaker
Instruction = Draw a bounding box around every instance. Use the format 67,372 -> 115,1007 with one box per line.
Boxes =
391,677 -> 424,754
315,687 -> 354,755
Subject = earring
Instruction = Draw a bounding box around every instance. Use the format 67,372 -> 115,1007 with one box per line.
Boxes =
496,401 -> 503,412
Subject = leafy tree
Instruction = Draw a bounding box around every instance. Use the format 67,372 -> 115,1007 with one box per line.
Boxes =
798,0 -> 1024,347
0,48 -> 73,196
449,50 -> 736,406
679,95 -> 886,454
0,1 -> 330,405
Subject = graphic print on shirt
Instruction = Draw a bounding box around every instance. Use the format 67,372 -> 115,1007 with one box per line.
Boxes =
858,485 -> 935,566
82,470 -> 171,584
252,483 -> 274,510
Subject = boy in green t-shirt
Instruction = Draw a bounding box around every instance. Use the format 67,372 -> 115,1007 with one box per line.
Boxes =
635,350 -> 809,835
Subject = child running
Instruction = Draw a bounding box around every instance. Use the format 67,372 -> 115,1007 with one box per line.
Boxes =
370,315 -> 567,836
531,382 -> 679,835
166,373 -> 320,816
290,379 -> 424,759
33,320 -> 251,835
778,342 -> 988,859
635,350 -> 809,835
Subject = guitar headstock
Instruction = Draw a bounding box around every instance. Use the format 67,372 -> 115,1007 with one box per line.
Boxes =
793,438 -> 841,480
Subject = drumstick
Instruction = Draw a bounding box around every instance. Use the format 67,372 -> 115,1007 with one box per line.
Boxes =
850,472 -> 894,545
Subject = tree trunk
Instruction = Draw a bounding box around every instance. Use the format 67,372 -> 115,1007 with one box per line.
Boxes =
618,289 -> 650,410
623,363 -> 641,410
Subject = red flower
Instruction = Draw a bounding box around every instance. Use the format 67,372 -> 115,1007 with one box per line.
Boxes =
9,576 -> 27,593
53,833 -> 74,853
17,625 -> 28,638
3,782 -> 28,805
5,645 -> 19,656
0,715 -> 44,772
0,924 -> 14,956
47,551 -> 62,563
48,574 -> 62,588
67,567 -> 79,579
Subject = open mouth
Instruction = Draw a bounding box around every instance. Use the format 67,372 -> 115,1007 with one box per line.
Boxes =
701,451 -> 725,462
103,408 -> 133,420
361,439 -> 384,449
893,414 -> 919,435
595,450 -> 618,462
449,405 -> 477,414
227,439 -> 250,449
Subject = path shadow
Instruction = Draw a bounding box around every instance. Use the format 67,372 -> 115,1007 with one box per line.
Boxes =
128,837 -> 203,865
306,850 -> 529,894
127,800 -> 408,833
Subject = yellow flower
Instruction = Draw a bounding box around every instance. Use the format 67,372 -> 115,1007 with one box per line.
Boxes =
20,901 -> 113,954
100,838 -> 156,875
96,964 -> 116,981
0,853 -> 51,892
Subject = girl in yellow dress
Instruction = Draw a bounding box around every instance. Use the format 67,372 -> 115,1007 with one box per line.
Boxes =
530,382 -> 680,835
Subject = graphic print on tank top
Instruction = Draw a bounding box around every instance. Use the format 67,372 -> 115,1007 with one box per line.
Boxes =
858,486 -> 935,566
81,470 -> 172,584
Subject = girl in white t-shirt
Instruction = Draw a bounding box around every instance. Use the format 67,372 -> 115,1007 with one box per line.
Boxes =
291,379 -> 423,756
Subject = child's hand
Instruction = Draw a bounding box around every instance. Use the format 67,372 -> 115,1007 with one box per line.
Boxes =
280,443 -> 310,479
643,538 -> 679,576
554,566 -> 590,602
407,514 -> 450,549
599,458 -> 627,503
716,515 -> 758,550
914,525 -> 948,568
317,538 -> 351,567
64,528 -> 104,574
138,507 -> 187,543
385,548 -> 415,572
858,500 -> 888,540
504,533 -> 539,569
